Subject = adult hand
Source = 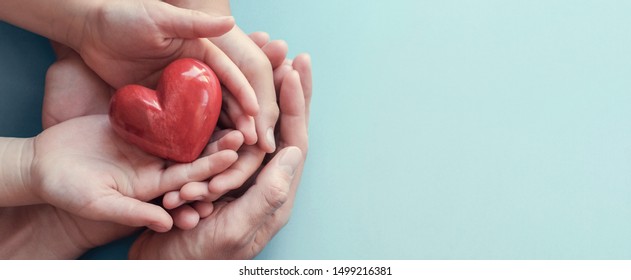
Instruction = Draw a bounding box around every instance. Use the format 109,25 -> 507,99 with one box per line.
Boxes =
129,52 -> 312,259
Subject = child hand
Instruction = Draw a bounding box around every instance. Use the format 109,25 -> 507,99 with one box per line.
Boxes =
75,0 -> 259,117
30,115 -> 238,232
165,0 -> 281,152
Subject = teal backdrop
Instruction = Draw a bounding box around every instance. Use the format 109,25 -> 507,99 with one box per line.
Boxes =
1,0 -> 631,259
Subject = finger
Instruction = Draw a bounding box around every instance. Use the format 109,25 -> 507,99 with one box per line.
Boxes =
292,54 -> 313,126
85,193 -> 173,232
158,150 -> 238,195
208,145 -> 265,196
163,190 -> 187,210
212,27 -> 278,153
273,64 -> 294,93
279,71 -> 308,152
170,204 -> 200,230
180,181 -> 211,201
227,147 -> 302,233
184,39 -> 259,116
156,2 -> 235,39
192,201 -> 215,218
201,129 -> 245,157
248,32 -> 270,48
261,40 -> 289,69
221,88 -> 257,145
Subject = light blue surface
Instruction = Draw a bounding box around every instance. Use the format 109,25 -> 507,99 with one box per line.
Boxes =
232,1 -> 631,259
2,0 -> 631,259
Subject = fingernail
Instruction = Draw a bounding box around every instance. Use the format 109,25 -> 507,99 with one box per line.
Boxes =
266,127 -> 276,152
279,147 -> 302,177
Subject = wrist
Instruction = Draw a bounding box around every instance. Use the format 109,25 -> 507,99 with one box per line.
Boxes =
0,0 -> 103,50
0,205 -> 86,259
0,137 -> 38,206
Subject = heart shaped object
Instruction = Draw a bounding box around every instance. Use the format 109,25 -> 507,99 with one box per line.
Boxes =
109,58 -> 221,163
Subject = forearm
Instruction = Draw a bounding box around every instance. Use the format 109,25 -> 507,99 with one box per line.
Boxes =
0,137 -> 38,206
0,205 -> 85,259
0,0 -> 101,49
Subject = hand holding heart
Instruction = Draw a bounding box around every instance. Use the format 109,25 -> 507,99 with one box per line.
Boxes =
29,115 -> 239,232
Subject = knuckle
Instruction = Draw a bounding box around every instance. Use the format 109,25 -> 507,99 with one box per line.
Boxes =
243,55 -> 273,76
264,178 -> 290,211
266,102 -> 280,121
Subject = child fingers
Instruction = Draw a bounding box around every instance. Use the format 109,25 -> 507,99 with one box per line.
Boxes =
208,145 -> 266,196
261,40 -> 289,69
273,64 -> 294,94
163,190 -> 187,210
201,129 -> 245,157
187,39 -> 259,116
248,32 -> 271,48
222,90 -> 257,145
158,150 -> 238,195
169,204 -> 200,230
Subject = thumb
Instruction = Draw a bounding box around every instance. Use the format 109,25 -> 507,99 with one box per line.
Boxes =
228,147 -> 303,233
154,2 -> 235,39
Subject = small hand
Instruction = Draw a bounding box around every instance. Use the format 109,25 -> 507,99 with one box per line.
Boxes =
30,115 -> 238,232
76,0 -> 258,116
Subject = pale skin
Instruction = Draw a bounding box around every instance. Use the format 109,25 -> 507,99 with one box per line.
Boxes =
52,0 -> 283,199
164,0 -> 285,206
0,38 -> 311,259
1,0 -> 259,128
38,0 -> 286,214
42,31 -> 298,230
0,0 -> 312,258
0,115 -> 240,232
130,51 -> 311,259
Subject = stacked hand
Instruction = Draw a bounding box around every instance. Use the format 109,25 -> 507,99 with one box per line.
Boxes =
0,0 -> 311,260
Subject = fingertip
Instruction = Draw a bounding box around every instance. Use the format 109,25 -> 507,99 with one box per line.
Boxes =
171,205 -> 200,230
264,126 -> 277,153
224,149 -> 239,163
227,129 -> 246,149
192,201 -> 214,218
147,211 -> 173,233
249,31 -> 271,47
220,16 -> 235,25
295,53 -> 312,67
163,191 -> 185,210
284,70 -> 301,87
274,64 -> 294,90
237,115 -> 257,145
247,101 -> 260,117
278,146 -> 303,177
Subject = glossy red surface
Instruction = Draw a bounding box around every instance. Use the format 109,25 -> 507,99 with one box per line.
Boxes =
109,58 -> 222,163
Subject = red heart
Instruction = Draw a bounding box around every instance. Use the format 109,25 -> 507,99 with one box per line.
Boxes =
109,58 -> 221,163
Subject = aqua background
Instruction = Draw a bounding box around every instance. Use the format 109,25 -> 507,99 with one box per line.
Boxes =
2,0 -> 631,259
